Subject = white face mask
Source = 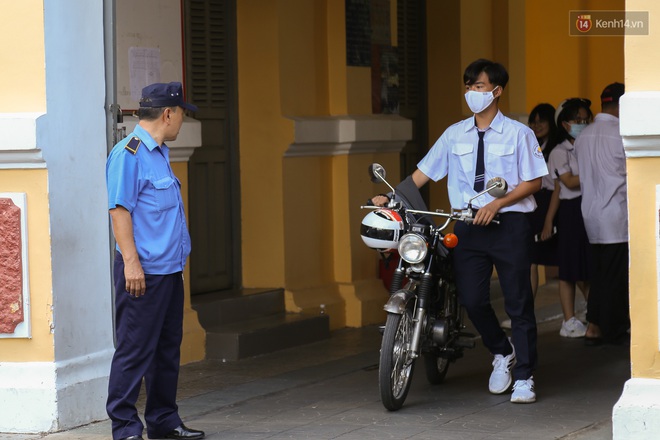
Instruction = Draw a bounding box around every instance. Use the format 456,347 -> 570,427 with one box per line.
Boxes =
465,86 -> 499,114
568,122 -> 587,139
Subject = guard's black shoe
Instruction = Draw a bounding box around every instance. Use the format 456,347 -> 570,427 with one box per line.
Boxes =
164,424 -> 205,440
119,436 -> 143,440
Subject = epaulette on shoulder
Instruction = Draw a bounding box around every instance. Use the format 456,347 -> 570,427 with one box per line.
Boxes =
124,136 -> 141,155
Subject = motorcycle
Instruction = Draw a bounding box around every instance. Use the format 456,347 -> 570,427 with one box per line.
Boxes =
360,163 -> 508,411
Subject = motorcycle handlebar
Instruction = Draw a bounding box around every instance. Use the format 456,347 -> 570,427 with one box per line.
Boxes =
406,207 -> 501,226
359,205 -> 500,226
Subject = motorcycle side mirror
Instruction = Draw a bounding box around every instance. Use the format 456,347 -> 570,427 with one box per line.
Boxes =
368,163 -> 397,202
369,163 -> 386,183
486,177 -> 508,198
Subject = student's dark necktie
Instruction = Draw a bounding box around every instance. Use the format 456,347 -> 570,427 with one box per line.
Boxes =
474,130 -> 485,192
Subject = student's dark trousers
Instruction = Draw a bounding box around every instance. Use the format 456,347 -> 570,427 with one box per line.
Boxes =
587,242 -> 630,343
452,212 -> 538,381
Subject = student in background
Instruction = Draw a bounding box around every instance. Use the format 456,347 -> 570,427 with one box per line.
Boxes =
501,103 -> 559,330
546,98 -> 593,339
528,104 -> 560,290
575,82 -> 630,345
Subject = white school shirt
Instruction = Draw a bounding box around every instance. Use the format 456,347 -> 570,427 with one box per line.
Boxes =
547,139 -> 582,200
418,110 -> 548,212
574,113 -> 628,244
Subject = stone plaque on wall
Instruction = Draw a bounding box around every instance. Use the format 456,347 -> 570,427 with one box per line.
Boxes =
0,193 -> 30,338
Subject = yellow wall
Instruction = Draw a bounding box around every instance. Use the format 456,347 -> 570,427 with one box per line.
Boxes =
0,0 -> 49,360
337,152 -> 399,327
425,1 -> 624,209
347,67 -> 372,115
237,0 -> 352,293
171,162 -> 205,363
327,0 -> 348,115
626,0 -> 659,90
459,0 -> 513,114
238,0 -> 405,328
426,1 -> 460,212
282,156 -> 334,290
427,0 -> 462,143
460,0 -> 494,86
0,0 -> 46,112
279,0 -> 327,116
525,0 -> 625,113
0,170 -> 54,361
507,0 -> 526,115
237,0 -> 291,288
627,159 -> 660,377
282,155 -> 344,328
625,0 -> 660,379
456,0 -> 626,120
236,0 -> 628,330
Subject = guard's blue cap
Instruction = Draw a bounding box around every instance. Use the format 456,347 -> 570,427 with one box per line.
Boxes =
139,82 -> 198,112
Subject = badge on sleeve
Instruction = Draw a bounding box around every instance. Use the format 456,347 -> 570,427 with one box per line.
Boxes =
124,137 -> 141,155
533,144 -> 544,159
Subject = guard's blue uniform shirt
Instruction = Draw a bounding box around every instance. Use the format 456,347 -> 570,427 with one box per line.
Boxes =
106,124 -> 191,275
418,110 -> 548,212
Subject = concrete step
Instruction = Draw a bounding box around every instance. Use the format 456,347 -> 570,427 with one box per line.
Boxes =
204,313 -> 330,361
192,288 -> 285,326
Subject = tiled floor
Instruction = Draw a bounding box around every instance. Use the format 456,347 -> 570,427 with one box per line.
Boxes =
3,277 -> 626,440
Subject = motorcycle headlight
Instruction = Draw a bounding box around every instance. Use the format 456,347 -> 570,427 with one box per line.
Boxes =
398,233 -> 428,264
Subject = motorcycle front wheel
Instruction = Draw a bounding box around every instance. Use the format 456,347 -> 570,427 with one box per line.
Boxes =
423,354 -> 450,384
379,308 -> 415,411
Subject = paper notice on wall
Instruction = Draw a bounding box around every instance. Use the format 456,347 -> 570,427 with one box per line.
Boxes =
129,47 -> 161,102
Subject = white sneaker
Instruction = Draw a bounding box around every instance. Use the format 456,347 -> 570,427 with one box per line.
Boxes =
489,344 -> 516,394
511,377 -> 536,403
560,317 -> 587,338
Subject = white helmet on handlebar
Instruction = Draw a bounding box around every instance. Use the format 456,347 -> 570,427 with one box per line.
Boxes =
360,208 -> 404,252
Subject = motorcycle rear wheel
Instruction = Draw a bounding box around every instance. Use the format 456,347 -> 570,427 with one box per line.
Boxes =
379,309 -> 415,411
423,354 -> 450,384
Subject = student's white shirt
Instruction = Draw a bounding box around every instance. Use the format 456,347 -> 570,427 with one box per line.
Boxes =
574,112 -> 628,244
418,110 -> 548,212
548,139 -> 582,200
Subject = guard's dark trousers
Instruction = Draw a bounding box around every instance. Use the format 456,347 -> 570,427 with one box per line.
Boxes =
107,253 -> 184,440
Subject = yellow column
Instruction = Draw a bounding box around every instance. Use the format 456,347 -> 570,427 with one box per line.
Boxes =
171,163 -> 205,363
612,1 -> 660,438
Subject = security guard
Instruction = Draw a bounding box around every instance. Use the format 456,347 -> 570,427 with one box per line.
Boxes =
106,82 -> 204,440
